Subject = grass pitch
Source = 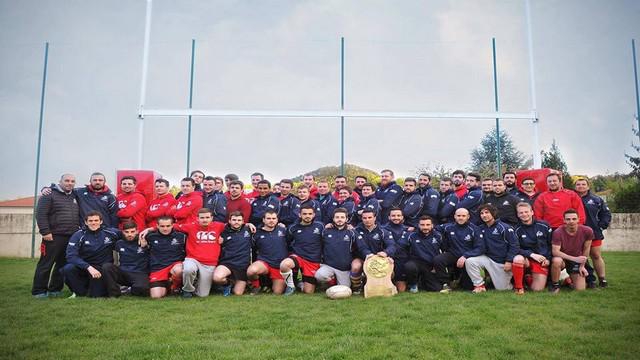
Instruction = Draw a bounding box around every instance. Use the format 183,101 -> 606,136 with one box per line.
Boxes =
1,252 -> 639,359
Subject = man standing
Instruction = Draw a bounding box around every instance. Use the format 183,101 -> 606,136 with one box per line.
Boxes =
117,176 -> 147,231
513,202 -> 553,292
296,185 -> 322,221
483,179 -> 520,226
250,180 -> 281,226
303,174 -> 319,199
332,175 -> 360,205
280,205 -> 325,295
534,173 -> 586,229
503,171 -> 518,194
456,172 -> 484,225
246,172 -> 265,200
465,204 -> 522,293
550,209 -> 594,293
278,179 -> 301,226
399,178 -> 423,228
146,178 -> 177,228
481,178 -> 494,198
174,170 -> 205,199
335,188 -> 357,224
417,173 -> 440,219
203,176 -> 228,222
451,170 -> 468,200
514,177 -> 540,205
437,178 -> 458,224
375,169 -> 403,225
32,174 -> 80,298
399,216 -> 444,293
62,211 -> 118,298
102,222 -> 150,297
353,175 -> 367,199
173,178 -> 204,226
355,183 -> 380,225
317,180 -> 339,224
226,180 -> 251,222
575,178 -> 612,287
213,211 -> 253,296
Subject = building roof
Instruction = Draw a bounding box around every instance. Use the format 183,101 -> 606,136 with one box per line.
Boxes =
0,196 -> 36,207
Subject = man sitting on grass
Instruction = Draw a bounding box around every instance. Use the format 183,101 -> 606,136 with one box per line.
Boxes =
550,209 -> 593,294
513,202 -> 553,293
102,221 -> 150,297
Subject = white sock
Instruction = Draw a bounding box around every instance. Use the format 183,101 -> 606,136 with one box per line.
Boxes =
281,270 -> 294,288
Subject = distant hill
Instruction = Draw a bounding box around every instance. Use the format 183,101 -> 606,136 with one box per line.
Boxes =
291,163 -> 380,184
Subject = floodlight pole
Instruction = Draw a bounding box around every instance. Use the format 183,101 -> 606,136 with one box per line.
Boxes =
31,42 -> 49,258
186,39 -> 196,176
492,38 -> 502,177
137,0 -> 153,169
340,37 -> 345,176
525,0 -> 542,168
632,39 -> 640,142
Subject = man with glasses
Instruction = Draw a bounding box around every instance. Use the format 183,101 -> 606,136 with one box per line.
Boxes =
514,177 -> 540,206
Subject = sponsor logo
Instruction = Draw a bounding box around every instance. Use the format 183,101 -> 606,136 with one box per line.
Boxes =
171,238 -> 179,245
243,231 -> 250,238
297,230 -> 302,233
327,234 -> 332,238
137,247 -> 144,253
277,230 -> 284,237
464,234 -> 471,241
492,229 -> 499,235
343,235 -> 350,241
196,231 -> 217,242
150,204 -> 160,211
313,227 -> 320,234
432,238 -> 438,244
101,196 -> 108,201
372,233 -> 380,240
503,201 -> 510,206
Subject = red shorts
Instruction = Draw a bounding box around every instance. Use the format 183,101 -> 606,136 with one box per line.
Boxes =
527,259 -> 549,275
149,261 -> 182,282
255,260 -> 283,280
591,239 -> 603,247
290,254 -> 320,278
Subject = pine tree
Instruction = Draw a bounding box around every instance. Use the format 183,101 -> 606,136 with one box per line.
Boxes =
470,127 -> 528,178
541,139 -> 572,188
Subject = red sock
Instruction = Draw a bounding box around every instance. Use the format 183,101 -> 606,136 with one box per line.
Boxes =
512,263 -> 525,289
525,274 -> 533,288
170,274 -> 182,291
251,279 -> 260,289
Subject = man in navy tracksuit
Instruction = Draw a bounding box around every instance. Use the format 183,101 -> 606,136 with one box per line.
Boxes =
213,211 -> 253,296
483,179 -> 520,226
399,178 -> 423,228
514,202 -> 553,292
280,204 -> 325,295
354,209 -> 396,294
355,183 -> 380,225
575,178 -> 612,287
433,208 -> 481,292
247,210 -> 289,295
418,174 -> 440,219
202,176 -> 228,222
278,179 -> 301,226
456,173 -> 484,225
315,208 -> 358,287
437,178 -> 458,224
465,204 -> 522,293
62,211 -> 119,298
375,169 -> 403,225
398,216 -> 444,293
250,180 -> 281,226
296,185 -> 322,222
318,180 -> 340,224
102,222 -> 149,297
383,208 -> 411,292
142,217 -> 187,299
335,188 -> 357,225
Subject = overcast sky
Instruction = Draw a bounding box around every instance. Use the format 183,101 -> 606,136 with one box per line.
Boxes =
1,0 -> 639,200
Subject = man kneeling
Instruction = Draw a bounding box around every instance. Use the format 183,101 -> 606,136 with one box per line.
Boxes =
213,211 -> 253,296
102,222 -> 150,297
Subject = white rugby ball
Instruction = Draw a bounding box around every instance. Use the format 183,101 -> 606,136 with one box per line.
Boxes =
326,285 -> 352,299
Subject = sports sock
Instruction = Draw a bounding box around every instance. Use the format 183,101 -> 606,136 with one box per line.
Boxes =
281,270 -> 294,288
250,279 -> 260,289
350,272 -> 362,289
512,263 -> 525,289
170,273 -> 182,291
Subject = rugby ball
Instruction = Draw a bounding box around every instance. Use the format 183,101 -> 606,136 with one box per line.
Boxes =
326,285 -> 352,299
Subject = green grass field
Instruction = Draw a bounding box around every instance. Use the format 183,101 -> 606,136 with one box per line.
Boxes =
1,252 -> 639,360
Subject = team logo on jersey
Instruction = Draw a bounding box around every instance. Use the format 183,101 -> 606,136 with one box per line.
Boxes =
101,195 -> 108,201
450,232 -> 455,235
69,242 -> 76,247
464,234 -> 471,241
390,189 -> 398,193
150,204 -> 160,211
244,231 -> 250,238
372,233 -> 380,240
119,247 -> 125,252
104,237 -> 112,244
277,230 -> 284,237
343,235 -> 350,241
226,236 -> 232,240
468,196 -> 475,199
73,199 -> 77,204
313,228 -> 321,234
136,247 -> 143,253
432,238 -> 438,244
176,202 -> 183,209
409,202 -> 414,205
587,199 -> 595,205
297,230 -> 302,233
492,229 -> 499,235
283,201 -> 289,206
268,204 -> 275,209
416,239 -> 421,243
430,194 -> 438,198
449,201 -> 456,206
154,240 -> 159,244
536,231 -> 544,237
130,200 -> 137,207
171,238 -> 179,245
327,234 -> 333,238
83,192 -> 88,195
84,241 -> 91,245
552,198 -> 559,202
502,201 -> 510,206
259,235 -> 265,239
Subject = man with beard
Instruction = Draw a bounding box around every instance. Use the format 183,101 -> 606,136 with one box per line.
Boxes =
355,183 -> 380,225
417,173 -> 440,219
226,180 -> 251,222
399,178 -> 423,228
456,172 -> 484,225
437,178 -> 458,224
117,176 -> 147,231
249,180 -> 281,226
451,170 -> 468,200
483,179 -> 520,226
375,169 -> 403,225
213,211 -> 253,296
203,176 -> 228,222
534,173 -> 586,229
173,178 -> 203,226
503,171 -> 518,195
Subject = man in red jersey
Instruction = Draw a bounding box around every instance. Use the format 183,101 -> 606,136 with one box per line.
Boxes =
146,178 -> 177,227
176,208 -> 225,298
534,173 -> 585,229
226,180 -> 251,222
303,173 -> 319,199
245,172 -> 264,200
173,178 -> 203,226
332,175 -> 361,205
550,209 -> 593,293
117,176 -> 147,231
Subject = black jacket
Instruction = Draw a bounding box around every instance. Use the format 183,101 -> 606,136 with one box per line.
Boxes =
36,184 -> 80,236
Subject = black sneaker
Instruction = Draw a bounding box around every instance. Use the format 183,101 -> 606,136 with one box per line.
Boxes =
599,279 -> 608,288
587,282 -> 597,289
182,291 -> 193,299
550,283 -> 561,294
249,287 -> 261,296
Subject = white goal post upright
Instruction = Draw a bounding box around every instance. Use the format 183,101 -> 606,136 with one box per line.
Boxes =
136,0 -> 542,171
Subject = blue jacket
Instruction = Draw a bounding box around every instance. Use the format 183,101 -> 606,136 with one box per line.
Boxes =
321,226 -> 357,271
400,191 -> 423,227
514,220 -> 553,260
74,185 -> 119,228
398,230 -> 444,264
219,224 -> 253,268
66,227 -> 119,269
354,224 -> 396,258
279,194 -> 301,226
436,222 -> 481,259
457,186 -> 483,225
146,230 -> 186,272
580,191 -> 612,240
287,221 -> 324,263
203,190 -> 228,222
383,222 -> 410,261
115,238 -> 149,273
319,194 -> 339,224
299,198 -> 322,223
336,198 -> 357,224
420,186 -> 440,218
355,194 -> 380,224
253,226 -> 288,268
375,181 -> 403,224
477,220 -> 519,264
513,190 -> 539,206
437,190 -> 459,224
250,194 -> 281,226
483,192 -> 520,226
